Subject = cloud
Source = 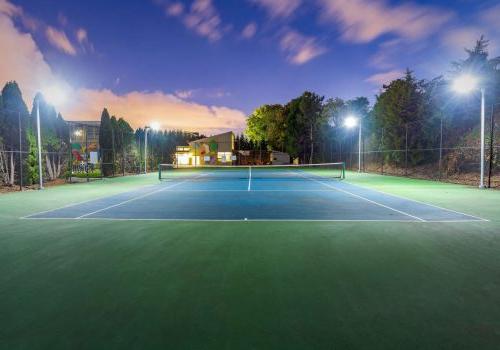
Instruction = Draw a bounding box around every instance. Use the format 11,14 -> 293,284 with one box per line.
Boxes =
75,27 -> 94,53
241,22 -> 257,39
175,89 -> 195,99
0,1 -> 247,135
318,0 -> 453,43
45,26 -> 77,55
57,12 -> 68,26
441,27 -> 487,53
61,89 -> 246,134
0,0 -> 20,16
365,70 -> 403,86
76,28 -> 87,44
162,0 -> 224,42
166,2 -> 184,16
250,0 -> 301,18
480,4 -> 500,28
439,4 -> 500,58
280,29 -> 327,65
0,11 -> 56,102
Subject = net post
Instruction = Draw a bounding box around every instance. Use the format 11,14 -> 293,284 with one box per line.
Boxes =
342,162 -> 346,179
158,163 -> 161,180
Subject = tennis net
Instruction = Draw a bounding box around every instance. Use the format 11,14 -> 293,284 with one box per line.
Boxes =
158,162 -> 345,181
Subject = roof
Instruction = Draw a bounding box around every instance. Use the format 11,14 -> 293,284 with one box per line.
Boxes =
189,131 -> 234,144
67,120 -> 101,126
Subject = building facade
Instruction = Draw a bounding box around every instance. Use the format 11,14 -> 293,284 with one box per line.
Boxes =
175,131 -> 235,166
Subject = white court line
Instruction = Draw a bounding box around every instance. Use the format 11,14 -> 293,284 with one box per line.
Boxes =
343,180 -> 489,222
293,171 -> 427,222
20,217 -> 485,223
21,184 -> 160,219
248,166 -> 252,191
76,174 -> 207,219
159,189 -> 340,192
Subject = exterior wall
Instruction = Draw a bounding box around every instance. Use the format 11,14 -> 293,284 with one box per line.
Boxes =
271,151 -> 290,165
175,131 -> 235,166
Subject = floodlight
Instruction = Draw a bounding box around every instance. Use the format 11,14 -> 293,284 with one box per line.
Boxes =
150,122 -> 160,131
344,116 -> 358,128
43,85 -> 67,105
452,74 -> 478,94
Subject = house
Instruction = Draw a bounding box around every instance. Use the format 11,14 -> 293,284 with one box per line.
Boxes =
175,131 -> 235,166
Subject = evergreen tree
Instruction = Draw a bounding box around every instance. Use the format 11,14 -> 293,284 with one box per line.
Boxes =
0,82 -> 30,185
30,94 -> 69,180
99,108 -> 114,176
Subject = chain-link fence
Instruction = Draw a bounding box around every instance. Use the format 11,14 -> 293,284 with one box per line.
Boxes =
341,107 -> 500,188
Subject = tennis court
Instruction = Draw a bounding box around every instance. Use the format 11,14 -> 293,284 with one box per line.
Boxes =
23,164 -> 485,222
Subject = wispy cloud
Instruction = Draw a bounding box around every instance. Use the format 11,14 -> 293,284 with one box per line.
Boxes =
249,0 -> 301,18
0,0 -> 21,16
175,89 -> 195,99
365,70 -> 403,86
76,27 -> 94,53
162,0 -> 224,42
318,0 -> 453,43
280,29 -> 327,65
45,26 -> 77,55
241,22 -> 257,39
165,2 -> 184,16
0,0 -> 247,134
440,4 -> 500,57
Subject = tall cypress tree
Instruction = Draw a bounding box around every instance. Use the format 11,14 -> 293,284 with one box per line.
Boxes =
99,108 -> 113,176
1,82 -> 30,185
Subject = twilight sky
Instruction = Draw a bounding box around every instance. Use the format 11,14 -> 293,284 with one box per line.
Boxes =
1,0 -> 499,134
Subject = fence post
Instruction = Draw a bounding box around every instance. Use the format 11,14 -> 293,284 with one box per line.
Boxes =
85,124 -> 89,182
405,123 -> 408,176
381,128 -> 384,175
18,111 -> 23,191
362,131 -> 365,172
121,131 -> 125,176
439,116 -> 443,180
68,134 -> 73,184
488,104 -> 495,188
111,128 -> 116,177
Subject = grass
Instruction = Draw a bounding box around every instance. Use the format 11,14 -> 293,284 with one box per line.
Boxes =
1,172 -> 499,349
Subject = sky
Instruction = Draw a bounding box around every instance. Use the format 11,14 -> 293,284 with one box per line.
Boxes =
1,0 -> 499,134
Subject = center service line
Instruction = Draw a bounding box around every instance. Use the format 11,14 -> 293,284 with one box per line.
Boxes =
248,166 -> 252,191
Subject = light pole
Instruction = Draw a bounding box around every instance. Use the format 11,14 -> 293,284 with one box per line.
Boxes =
452,74 -> 486,188
35,99 -> 43,189
144,122 -> 160,174
144,126 -> 150,174
344,115 -> 361,172
34,86 -> 66,189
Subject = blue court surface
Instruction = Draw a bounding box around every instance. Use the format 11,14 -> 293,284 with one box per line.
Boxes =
23,169 -> 486,222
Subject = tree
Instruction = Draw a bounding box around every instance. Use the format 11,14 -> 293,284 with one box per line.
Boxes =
298,92 -> 325,163
99,108 -> 114,176
372,70 -> 428,164
30,94 -> 69,181
0,82 -> 30,185
246,104 -> 286,152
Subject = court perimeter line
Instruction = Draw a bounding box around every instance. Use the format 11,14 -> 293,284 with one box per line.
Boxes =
76,174 -> 207,219
248,167 -> 252,191
21,184 -> 160,219
294,171 -> 427,222
344,180 -> 489,222
20,217 -> 484,223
